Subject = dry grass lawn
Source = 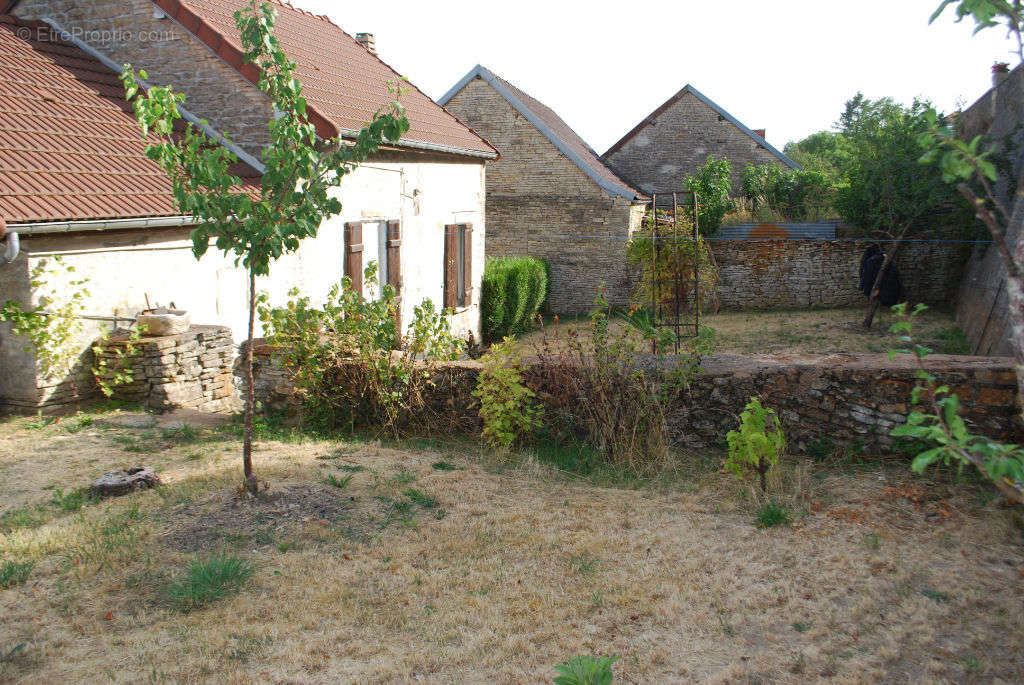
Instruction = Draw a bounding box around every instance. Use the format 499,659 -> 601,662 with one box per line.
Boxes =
1,407 -> 1022,683
515,307 -> 969,357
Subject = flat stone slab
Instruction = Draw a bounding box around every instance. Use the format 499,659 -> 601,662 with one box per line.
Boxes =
90,467 -> 161,498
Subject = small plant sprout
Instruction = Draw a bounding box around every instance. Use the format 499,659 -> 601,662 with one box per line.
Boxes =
552,654 -> 618,685
756,501 -> 791,528
726,397 -> 786,492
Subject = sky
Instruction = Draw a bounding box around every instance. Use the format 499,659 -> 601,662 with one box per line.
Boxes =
290,0 -> 1019,154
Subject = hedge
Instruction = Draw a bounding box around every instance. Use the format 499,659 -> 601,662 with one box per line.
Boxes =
481,257 -> 548,342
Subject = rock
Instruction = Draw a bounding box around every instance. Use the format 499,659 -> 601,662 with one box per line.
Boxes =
90,467 -> 161,498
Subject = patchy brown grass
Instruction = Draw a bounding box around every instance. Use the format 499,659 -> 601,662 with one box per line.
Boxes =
1,408 -> 1022,682
516,307 -> 968,357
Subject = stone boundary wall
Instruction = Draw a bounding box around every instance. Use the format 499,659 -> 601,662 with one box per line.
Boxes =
712,239 -> 970,310
247,348 -> 1021,454
98,326 -> 239,413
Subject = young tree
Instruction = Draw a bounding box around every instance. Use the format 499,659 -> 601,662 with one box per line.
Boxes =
834,94 -> 967,328
121,0 -> 409,493
684,155 -> 733,236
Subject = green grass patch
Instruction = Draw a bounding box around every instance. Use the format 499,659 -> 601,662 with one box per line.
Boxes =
0,560 -> 34,589
431,461 -> 458,471
403,488 -> 439,509
933,326 -> 971,355
50,487 -> 96,513
322,474 -> 353,489
165,553 -> 254,611
756,501 -> 791,528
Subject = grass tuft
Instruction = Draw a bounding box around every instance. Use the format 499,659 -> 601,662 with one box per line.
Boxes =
756,501 -> 791,528
403,488 -> 439,509
165,553 -> 254,611
0,560 -> 34,589
431,461 -> 458,471
322,474 -> 353,489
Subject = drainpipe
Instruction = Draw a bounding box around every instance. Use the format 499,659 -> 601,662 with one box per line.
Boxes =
0,216 -> 18,265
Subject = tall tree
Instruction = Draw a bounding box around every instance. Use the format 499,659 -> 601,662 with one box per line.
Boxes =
834,94 -> 966,328
121,0 -> 409,493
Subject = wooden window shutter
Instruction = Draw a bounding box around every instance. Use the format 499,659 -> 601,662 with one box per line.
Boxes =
460,223 -> 473,306
386,220 -> 402,296
443,223 -> 458,309
344,222 -> 363,297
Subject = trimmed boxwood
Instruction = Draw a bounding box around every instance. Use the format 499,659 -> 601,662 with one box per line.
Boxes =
482,257 -> 548,342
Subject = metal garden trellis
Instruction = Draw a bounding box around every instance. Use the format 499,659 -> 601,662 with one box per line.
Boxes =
646,190 -> 701,353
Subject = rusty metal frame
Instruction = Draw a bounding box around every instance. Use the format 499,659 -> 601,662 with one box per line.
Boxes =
647,190 -> 701,353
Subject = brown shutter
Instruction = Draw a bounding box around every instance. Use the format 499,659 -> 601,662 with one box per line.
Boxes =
460,223 -> 473,307
344,222 -> 363,297
443,223 -> 458,309
386,220 -> 402,340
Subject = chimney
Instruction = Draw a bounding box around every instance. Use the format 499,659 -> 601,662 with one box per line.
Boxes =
993,62 -> 1010,89
356,33 -> 376,55
752,128 -> 766,139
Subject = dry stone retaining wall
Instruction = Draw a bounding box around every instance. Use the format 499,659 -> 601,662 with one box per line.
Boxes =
98,325 -> 239,413
247,348 -> 1021,455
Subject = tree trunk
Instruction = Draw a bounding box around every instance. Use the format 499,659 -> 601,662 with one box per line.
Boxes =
862,226 -> 911,329
242,267 -> 259,494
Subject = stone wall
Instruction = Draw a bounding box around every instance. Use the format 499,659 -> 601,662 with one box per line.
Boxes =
248,349 -> 1021,455
954,64 -> 1024,356
712,239 -> 970,310
602,89 -> 787,195
443,76 -> 645,313
95,325 -> 239,413
13,0 -> 273,157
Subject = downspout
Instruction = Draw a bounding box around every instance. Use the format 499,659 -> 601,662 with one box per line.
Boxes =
0,216 -> 18,264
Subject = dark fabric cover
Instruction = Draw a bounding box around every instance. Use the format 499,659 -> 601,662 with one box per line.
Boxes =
859,245 -> 904,306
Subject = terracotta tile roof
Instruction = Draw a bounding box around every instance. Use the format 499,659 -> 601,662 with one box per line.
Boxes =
153,0 -> 497,158
0,15 -> 260,224
439,65 -> 644,200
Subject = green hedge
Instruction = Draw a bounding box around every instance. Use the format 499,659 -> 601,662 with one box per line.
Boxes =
481,257 -> 548,342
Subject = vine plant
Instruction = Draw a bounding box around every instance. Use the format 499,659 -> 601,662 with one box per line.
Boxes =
889,303 -> 1024,503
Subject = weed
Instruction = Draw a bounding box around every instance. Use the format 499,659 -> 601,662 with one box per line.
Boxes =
805,436 -> 835,462
403,488 -> 439,509
161,425 -> 199,444
390,470 -> 417,485
0,506 -> 48,533
431,461 -> 458,471
50,487 -> 95,513
0,560 -> 34,589
276,542 -> 293,553
568,553 -> 598,576
933,327 -> 970,355
338,464 -> 365,473
792,621 -> 812,633
165,553 -> 254,611
962,654 -> 982,674
863,531 -> 881,550
553,654 -> 618,685
921,588 -> 950,602
25,412 -> 55,430
323,474 -> 353,489
0,643 -> 26,664
64,414 -> 94,434
756,501 -> 791,528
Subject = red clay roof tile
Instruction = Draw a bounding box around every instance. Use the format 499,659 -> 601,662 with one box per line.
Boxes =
0,15 -> 260,224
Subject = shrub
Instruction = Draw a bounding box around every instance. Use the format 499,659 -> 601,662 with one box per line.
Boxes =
165,553 -> 254,611
740,163 -> 836,221
553,655 -> 618,685
481,257 -> 547,342
725,397 -> 786,492
260,262 -> 464,435
0,561 -> 33,589
473,337 -> 543,449
684,154 -> 734,236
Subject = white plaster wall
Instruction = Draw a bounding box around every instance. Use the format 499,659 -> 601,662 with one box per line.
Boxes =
0,159 -> 485,409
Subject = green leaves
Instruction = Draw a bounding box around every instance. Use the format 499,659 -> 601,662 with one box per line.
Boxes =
552,655 -> 618,685
725,397 -> 785,491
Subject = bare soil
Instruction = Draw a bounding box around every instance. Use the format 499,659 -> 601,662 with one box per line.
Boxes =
1,407 -> 1022,683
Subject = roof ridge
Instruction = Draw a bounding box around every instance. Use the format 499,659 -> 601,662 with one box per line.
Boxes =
440,64 -> 642,200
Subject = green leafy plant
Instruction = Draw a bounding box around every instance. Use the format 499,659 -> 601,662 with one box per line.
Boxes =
50,487 -> 95,513
0,257 -> 89,405
402,488 -> 439,509
91,323 -> 146,398
473,336 -> 543,449
740,163 -> 836,221
322,474 -> 353,489
553,655 -> 618,685
121,0 -> 409,492
259,264 -> 463,436
0,560 -> 34,589
930,0 -> 1023,62
725,397 -> 786,492
684,154 -> 734,235
431,461 -> 457,471
756,500 -> 791,527
165,553 -> 254,611
888,303 -> 1023,503
481,257 -> 548,342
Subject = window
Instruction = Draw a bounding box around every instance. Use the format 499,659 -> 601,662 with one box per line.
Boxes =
443,223 -> 472,309
345,220 -> 401,299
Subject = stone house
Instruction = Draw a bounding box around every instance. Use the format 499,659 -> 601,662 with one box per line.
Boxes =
602,84 -> 797,195
439,65 -> 647,313
0,1 -> 497,412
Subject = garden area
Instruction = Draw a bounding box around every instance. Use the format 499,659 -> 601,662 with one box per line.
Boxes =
1,406 -> 1023,682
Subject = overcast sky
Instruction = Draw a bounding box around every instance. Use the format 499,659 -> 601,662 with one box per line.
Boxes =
291,0 -> 1019,154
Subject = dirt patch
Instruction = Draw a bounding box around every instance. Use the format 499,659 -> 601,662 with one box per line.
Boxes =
162,484 -> 363,552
